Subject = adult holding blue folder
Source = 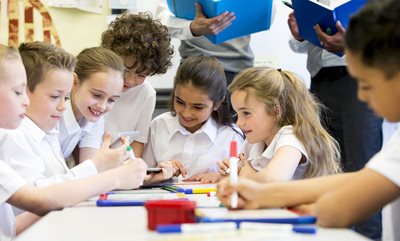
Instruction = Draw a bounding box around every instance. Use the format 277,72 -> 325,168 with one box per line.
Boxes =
285,4 -> 382,241
156,0 -> 275,116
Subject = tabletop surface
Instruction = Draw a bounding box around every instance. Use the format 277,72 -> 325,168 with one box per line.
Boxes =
15,205 -> 372,241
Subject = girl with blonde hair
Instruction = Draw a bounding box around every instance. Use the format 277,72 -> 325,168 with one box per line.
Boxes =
219,67 -> 341,182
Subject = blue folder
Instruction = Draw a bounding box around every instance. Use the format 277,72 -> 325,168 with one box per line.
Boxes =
166,0 -> 273,44
292,0 -> 366,53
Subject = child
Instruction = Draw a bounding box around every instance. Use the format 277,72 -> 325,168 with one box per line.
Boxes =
0,42 -> 129,187
143,56 -> 244,184
218,67 -> 341,182
0,44 -> 147,241
217,1 -> 400,240
58,47 -> 124,164
101,12 -> 174,157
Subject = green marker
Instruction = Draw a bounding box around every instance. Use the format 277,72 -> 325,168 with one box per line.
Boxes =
326,27 -> 332,35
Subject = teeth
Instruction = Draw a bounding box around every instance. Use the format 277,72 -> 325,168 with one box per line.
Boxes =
89,108 -> 102,117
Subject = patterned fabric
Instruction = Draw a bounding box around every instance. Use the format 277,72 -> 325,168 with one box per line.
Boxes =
1,0 -> 61,47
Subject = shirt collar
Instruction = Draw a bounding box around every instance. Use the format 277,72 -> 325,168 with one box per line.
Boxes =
171,115 -> 218,143
22,116 -> 58,143
62,100 -> 93,134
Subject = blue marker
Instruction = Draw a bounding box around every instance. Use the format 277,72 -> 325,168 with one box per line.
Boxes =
240,222 -> 316,234
157,222 -> 237,233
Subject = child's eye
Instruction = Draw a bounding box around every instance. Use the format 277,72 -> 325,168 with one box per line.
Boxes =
194,106 -> 204,110
64,96 -> 70,101
15,91 -> 23,96
92,93 -> 102,99
50,95 -> 59,99
243,111 -> 251,116
107,98 -> 116,104
175,99 -> 184,105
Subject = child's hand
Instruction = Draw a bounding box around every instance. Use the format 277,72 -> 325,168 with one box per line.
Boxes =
217,158 -> 230,176
238,156 -> 257,178
184,172 -> 222,183
92,133 -> 129,172
216,177 -> 264,209
171,159 -> 187,178
292,203 -> 317,216
145,161 -> 175,184
115,159 -> 147,189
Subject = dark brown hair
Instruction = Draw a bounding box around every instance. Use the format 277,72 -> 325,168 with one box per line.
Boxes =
101,12 -> 173,76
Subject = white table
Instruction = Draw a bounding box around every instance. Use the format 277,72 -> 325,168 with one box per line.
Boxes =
16,206 -> 372,241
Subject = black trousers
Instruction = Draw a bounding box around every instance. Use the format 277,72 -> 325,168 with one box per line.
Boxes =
311,66 -> 383,241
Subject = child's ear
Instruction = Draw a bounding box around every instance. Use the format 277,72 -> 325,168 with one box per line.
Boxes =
73,73 -> 79,88
273,105 -> 282,121
213,96 -> 225,111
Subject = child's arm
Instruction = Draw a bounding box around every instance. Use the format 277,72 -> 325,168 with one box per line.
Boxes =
315,168 -> 400,227
243,146 -> 302,183
78,147 -> 97,164
15,212 -> 40,235
131,141 -> 144,158
8,159 -> 147,216
217,172 -> 355,209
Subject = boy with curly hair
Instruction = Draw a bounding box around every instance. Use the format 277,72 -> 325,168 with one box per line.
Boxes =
101,12 -> 174,157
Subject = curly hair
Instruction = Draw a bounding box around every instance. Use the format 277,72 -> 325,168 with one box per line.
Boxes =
101,12 -> 173,76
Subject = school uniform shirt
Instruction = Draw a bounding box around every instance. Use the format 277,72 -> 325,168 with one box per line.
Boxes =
105,81 -> 156,145
143,112 -> 244,177
58,99 -> 104,159
0,160 -> 26,241
242,125 -> 309,180
0,117 -> 97,188
367,127 -> 400,241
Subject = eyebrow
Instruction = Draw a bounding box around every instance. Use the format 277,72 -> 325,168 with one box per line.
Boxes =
92,88 -> 120,98
175,96 -> 208,107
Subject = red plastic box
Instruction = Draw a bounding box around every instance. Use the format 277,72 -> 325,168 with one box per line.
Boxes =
144,200 -> 196,230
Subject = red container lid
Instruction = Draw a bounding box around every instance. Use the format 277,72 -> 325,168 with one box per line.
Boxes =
145,200 -> 196,209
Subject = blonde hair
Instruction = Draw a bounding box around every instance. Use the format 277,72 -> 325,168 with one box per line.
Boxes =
75,47 -> 124,81
18,41 -> 76,92
229,67 -> 342,178
0,44 -> 21,62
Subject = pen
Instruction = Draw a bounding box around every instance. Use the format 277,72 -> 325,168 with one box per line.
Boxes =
229,141 -> 239,208
157,222 -> 237,233
126,146 -> 136,160
281,0 -> 293,9
240,222 -> 316,234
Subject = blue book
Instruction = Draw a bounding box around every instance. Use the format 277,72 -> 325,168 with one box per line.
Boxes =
166,0 -> 273,44
291,0 -> 367,49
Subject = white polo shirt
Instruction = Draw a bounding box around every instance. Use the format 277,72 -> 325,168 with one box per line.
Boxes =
0,160 -> 26,241
367,127 -> 400,241
143,112 -> 244,177
242,125 -> 309,180
105,82 -> 156,144
0,117 -> 97,187
58,100 -> 104,159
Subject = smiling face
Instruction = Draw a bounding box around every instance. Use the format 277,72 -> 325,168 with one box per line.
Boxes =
26,69 -> 74,131
0,59 -> 30,129
346,51 -> 400,122
122,55 -> 148,92
71,69 -> 123,123
231,90 -> 279,145
173,83 -> 216,133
